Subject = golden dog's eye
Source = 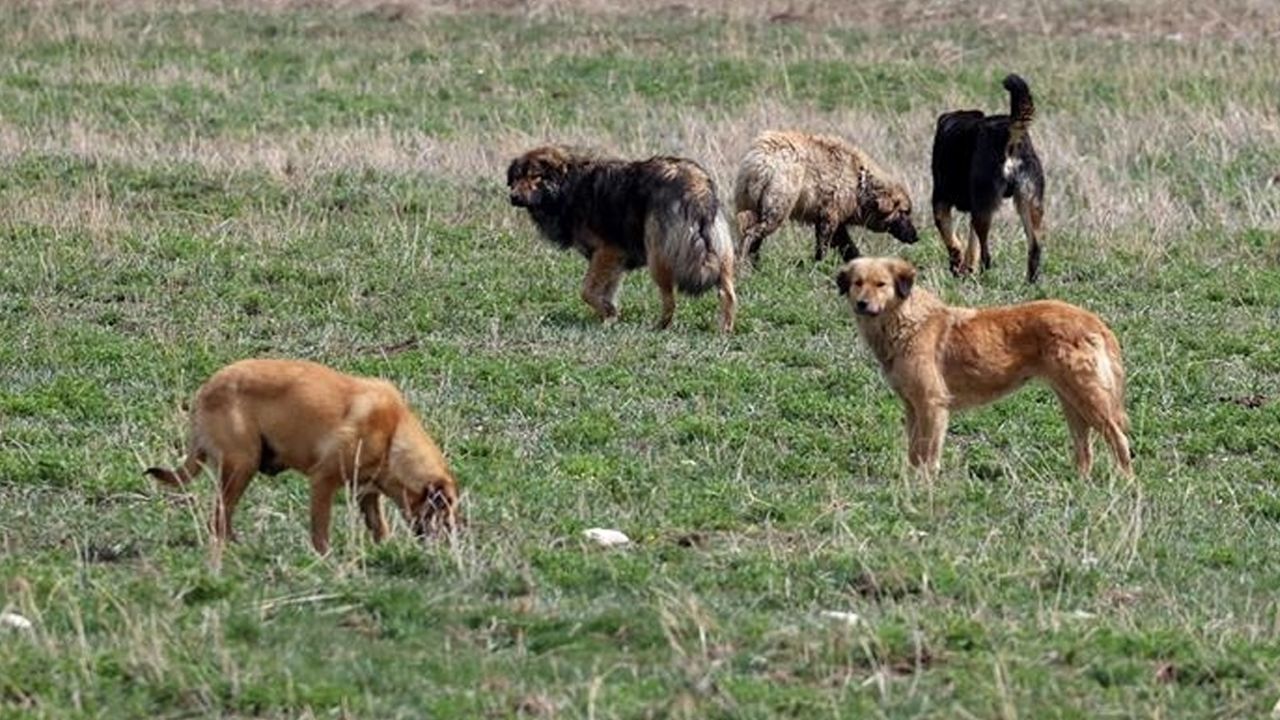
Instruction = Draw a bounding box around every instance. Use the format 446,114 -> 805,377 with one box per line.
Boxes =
876,282 -> 887,288
853,280 -> 863,288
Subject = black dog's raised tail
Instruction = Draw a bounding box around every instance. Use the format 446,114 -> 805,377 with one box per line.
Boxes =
1003,74 -> 1035,145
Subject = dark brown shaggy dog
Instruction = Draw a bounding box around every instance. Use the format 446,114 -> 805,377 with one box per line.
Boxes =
931,74 -> 1046,282
836,257 -> 1132,477
147,359 -> 459,554
734,130 -> 918,265
507,145 -> 737,332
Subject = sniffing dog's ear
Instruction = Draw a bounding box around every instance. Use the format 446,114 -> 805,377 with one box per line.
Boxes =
893,259 -> 916,299
835,269 -> 851,296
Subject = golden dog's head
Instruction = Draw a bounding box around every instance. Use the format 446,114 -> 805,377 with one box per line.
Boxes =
835,256 -> 916,317
506,146 -> 574,209
858,169 -> 919,245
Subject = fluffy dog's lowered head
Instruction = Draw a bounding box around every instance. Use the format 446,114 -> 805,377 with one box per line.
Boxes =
734,131 -> 917,265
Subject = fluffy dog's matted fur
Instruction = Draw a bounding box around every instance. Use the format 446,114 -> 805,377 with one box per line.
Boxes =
507,145 -> 737,332
733,130 -> 918,265
146,359 -> 459,554
835,257 -> 1132,477
931,73 -> 1046,282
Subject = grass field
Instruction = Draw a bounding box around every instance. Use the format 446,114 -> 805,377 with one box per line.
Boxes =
2,1 -> 1279,717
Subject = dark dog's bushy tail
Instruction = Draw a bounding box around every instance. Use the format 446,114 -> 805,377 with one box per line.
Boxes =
651,169 -> 735,295
1003,74 -> 1035,145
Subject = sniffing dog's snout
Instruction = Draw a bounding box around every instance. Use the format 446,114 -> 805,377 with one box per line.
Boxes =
854,299 -> 875,315
891,218 -> 919,244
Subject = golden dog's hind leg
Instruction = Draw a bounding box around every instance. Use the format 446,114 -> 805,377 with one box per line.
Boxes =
1056,392 -> 1095,478
1055,377 -> 1133,478
212,458 -> 255,543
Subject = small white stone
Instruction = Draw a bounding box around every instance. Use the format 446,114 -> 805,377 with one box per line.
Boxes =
583,528 -> 630,547
820,610 -> 862,626
0,612 -> 32,631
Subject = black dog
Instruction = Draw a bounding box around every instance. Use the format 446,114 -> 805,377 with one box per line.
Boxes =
931,74 -> 1045,283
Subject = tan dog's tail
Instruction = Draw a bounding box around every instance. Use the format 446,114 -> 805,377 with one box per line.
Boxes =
145,447 -> 206,488
1098,330 -> 1130,435
1003,74 -> 1035,147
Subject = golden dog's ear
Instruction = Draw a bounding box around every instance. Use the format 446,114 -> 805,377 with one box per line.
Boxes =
835,268 -> 851,296
892,259 -> 916,299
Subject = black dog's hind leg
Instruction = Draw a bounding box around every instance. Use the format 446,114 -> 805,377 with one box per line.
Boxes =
1015,191 -> 1044,283
935,202 -> 967,276
970,211 -> 993,273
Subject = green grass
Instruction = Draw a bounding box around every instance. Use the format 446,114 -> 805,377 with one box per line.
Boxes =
2,2 -> 1280,717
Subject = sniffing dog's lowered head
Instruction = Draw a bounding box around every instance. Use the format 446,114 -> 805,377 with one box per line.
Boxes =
835,256 -> 916,318
856,168 -> 919,245
506,145 -> 574,209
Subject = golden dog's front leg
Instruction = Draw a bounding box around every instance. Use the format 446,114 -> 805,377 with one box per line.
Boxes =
917,403 -> 949,476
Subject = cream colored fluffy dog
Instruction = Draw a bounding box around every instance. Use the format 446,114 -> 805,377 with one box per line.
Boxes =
835,257 -> 1133,477
147,359 -> 459,554
734,130 -> 918,265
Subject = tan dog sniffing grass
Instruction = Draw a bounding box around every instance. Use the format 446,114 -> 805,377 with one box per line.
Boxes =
734,130 -> 919,265
835,257 -> 1133,477
147,359 -> 459,554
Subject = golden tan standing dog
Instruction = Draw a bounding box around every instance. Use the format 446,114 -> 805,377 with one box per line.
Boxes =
835,257 -> 1132,477
147,359 -> 459,554
734,130 -> 918,265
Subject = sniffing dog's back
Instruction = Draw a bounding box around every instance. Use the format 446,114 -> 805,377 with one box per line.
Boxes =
931,74 -> 1045,282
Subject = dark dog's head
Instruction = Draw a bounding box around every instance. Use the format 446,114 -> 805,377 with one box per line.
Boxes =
834,256 -> 916,318
507,146 -> 574,209
857,168 -> 919,245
